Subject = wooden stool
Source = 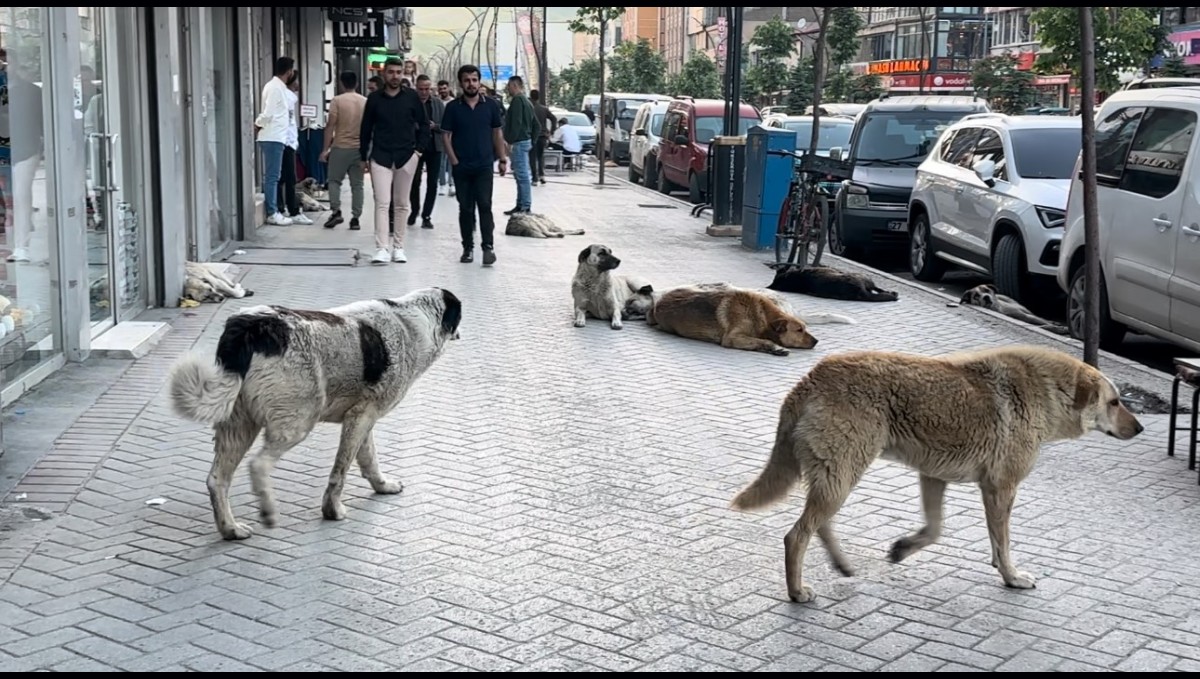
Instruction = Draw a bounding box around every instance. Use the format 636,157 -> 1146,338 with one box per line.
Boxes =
1167,357 -> 1200,478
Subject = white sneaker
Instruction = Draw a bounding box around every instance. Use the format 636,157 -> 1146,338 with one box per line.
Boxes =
391,248 -> 408,263
370,248 -> 390,264
291,213 -> 314,225
267,212 -> 293,226
448,186 -> 456,197
437,186 -> 447,196
7,248 -> 30,263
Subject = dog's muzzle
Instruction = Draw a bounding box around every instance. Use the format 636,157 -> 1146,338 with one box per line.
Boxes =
600,256 -> 621,271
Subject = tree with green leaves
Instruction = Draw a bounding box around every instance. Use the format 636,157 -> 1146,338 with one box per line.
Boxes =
1160,54 -> 1190,77
785,57 -> 815,114
821,8 -> 867,104
554,58 -> 601,111
668,52 -> 721,99
568,6 -> 626,183
971,53 -> 1039,114
849,72 -> 884,102
747,17 -> 795,105
608,38 -> 668,94
1030,7 -> 1164,93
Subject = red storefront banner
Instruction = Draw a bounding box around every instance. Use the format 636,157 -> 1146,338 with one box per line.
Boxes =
1034,74 -> 1071,86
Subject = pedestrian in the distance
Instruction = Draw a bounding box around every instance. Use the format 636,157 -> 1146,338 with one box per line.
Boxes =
320,70 -> 367,230
367,75 -> 382,94
501,75 -> 539,216
359,58 -> 430,265
254,56 -> 295,226
407,74 -> 445,230
440,64 -> 507,267
529,88 -> 556,186
277,72 -> 313,225
436,79 -> 456,197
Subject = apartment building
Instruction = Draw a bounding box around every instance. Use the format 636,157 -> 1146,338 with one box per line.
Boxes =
852,6 -> 989,93
982,7 -> 1071,106
1164,7 -> 1200,73
619,7 -> 659,48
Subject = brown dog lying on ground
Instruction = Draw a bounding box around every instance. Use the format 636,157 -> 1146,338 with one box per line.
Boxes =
646,285 -> 819,356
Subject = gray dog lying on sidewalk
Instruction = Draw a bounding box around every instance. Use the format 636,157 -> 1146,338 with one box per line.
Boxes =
959,284 -> 1069,335
506,212 -> 585,238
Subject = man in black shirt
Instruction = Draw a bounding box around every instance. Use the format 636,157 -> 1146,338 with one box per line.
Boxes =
441,64 -> 508,267
360,58 -> 431,265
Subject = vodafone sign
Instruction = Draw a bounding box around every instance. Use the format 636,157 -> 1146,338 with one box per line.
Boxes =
887,73 -> 972,90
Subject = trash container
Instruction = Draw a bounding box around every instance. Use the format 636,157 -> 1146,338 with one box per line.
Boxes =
709,136 -> 747,227
741,126 -> 797,251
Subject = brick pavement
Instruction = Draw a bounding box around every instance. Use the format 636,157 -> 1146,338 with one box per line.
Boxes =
0,169 -> 1198,671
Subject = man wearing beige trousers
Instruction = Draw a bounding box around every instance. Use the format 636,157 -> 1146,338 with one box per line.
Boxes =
320,70 -> 367,230
358,58 -> 431,264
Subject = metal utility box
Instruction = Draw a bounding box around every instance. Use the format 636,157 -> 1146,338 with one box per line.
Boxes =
710,136 -> 747,227
742,125 -> 797,251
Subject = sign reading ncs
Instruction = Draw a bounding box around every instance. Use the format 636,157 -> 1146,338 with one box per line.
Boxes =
867,58 -> 930,75
333,12 -> 386,49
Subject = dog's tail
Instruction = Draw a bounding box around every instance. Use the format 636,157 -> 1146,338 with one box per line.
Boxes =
562,228 -> 586,236
168,355 -> 243,425
730,392 -> 803,511
803,311 -> 856,326
864,287 -> 900,302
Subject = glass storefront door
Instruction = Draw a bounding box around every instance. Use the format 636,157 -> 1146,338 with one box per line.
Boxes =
79,7 -> 148,327
0,7 -> 64,385
203,7 -> 240,253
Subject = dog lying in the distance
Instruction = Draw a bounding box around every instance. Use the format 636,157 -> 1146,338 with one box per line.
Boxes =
689,282 -> 855,326
647,285 -> 819,356
960,284 -> 1069,335
296,177 -> 329,212
506,212 -> 585,238
768,265 -> 899,303
182,261 -> 255,304
168,287 -> 462,541
730,345 -> 1143,603
572,245 -> 655,329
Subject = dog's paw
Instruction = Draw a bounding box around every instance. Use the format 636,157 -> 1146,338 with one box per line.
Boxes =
610,321 -> 623,330
573,319 -> 586,328
221,522 -> 253,541
1003,571 -> 1037,590
788,584 -> 817,603
244,290 -> 255,297
771,346 -> 790,356
321,500 -> 347,521
372,478 -> 404,495
259,510 -> 278,529
889,537 -> 917,563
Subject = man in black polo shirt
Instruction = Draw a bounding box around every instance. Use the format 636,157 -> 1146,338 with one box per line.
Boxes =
440,64 -> 508,267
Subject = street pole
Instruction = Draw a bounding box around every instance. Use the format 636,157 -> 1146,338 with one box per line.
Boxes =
598,14 -> 608,185
540,6 -> 549,100
1078,6 -> 1101,368
723,7 -> 744,137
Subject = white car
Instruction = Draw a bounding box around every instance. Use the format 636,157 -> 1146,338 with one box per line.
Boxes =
907,113 -> 1081,303
628,100 -> 671,188
549,108 -> 597,155
1057,87 -> 1200,352
761,114 -> 855,157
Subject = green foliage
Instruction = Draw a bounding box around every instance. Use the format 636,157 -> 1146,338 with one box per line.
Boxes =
785,57 -> 815,114
738,44 -> 758,102
825,8 -> 865,68
1160,54 -> 1190,77
553,58 -> 601,111
823,68 -> 853,103
751,16 -> 796,61
1030,7 -> 1163,93
667,52 -> 721,99
567,7 -> 625,36
849,72 -> 884,102
971,53 -> 1039,115
746,17 -> 796,104
607,38 -> 668,94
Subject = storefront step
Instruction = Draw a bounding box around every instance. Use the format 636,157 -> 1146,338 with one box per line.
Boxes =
88,322 -> 170,360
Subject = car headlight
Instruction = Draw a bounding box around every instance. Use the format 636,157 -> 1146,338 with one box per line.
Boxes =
1036,206 -> 1066,229
843,181 -> 869,209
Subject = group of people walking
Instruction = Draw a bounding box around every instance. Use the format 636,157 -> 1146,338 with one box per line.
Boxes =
255,55 -> 570,269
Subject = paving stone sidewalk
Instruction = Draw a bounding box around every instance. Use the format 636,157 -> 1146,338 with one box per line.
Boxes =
0,170 -> 1198,671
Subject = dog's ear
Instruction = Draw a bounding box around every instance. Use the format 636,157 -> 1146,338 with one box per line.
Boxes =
959,290 -> 973,303
770,318 -> 790,334
980,293 -> 995,308
440,288 -> 463,334
577,247 -> 593,263
638,284 -> 653,295
1072,368 -> 1099,411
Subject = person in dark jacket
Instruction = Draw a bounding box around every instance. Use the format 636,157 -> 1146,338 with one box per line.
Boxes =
359,58 -> 430,265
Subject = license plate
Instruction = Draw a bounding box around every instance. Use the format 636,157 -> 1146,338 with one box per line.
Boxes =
887,220 -> 907,232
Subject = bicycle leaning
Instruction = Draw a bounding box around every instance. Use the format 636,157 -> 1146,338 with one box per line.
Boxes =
767,150 -> 842,272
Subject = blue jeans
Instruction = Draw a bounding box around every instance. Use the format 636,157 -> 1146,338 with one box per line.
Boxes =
259,140 -> 285,217
438,152 -> 454,188
510,139 -> 532,211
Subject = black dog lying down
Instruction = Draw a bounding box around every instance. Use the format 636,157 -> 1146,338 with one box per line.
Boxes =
767,265 -> 899,303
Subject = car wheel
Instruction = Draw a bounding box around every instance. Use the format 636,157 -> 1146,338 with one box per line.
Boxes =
657,166 -> 674,195
688,172 -> 704,204
909,212 -> 947,282
1067,265 -> 1126,350
628,160 -> 641,183
827,210 -> 862,259
992,233 -> 1028,303
643,157 -> 658,189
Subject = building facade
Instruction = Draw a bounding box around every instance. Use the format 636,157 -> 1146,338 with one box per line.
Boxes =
852,6 -> 989,93
1163,7 -> 1200,73
619,8 -> 660,49
982,7 -> 1070,106
0,7 -> 412,408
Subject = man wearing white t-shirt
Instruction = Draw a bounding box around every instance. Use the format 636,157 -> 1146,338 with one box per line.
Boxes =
255,56 -> 296,226
550,118 -> 583,155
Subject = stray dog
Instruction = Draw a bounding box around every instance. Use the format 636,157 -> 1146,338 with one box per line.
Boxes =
182,261 -> 255,304
730,345 -> 1144,603
690,282 -> 855,326
647,285 -> 819,355
960,284 -> 1069,335
168,287 -> 462,541
505,212 -> 585,238
572,245 -> 655,329
296,177 -> 329,211
768,265 -> 899,302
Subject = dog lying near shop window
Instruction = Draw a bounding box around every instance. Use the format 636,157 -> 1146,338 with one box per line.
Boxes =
182,261 -> 254,305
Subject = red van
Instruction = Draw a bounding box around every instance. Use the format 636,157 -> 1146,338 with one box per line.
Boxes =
655,98 -> 762,203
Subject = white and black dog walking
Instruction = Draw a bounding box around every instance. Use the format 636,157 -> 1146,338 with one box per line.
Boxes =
168,287 -> 462,541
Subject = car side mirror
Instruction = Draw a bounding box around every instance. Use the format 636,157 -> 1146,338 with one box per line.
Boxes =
973,159 -> 997,187
828,147 -> 843,162
674,134 -> 689,145
634,128 -> 648,136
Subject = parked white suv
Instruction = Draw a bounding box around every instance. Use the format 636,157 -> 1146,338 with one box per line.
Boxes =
908,113 -> 1081,303
1057,87 -> 1200,352
628,101 -> 671,188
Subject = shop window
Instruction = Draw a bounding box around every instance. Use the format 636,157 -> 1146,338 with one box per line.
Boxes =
991,9 -> 1032,48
